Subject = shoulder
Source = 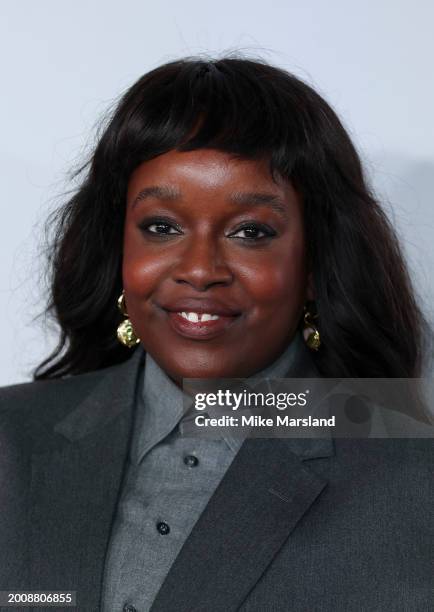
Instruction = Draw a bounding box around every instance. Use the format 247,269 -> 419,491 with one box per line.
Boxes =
0,369 -> 101,406
0,348 -> 144,449
0,361 -> 125,442
331,437 -> 433,508
334,436 -> 434,460
333,437 -> 434,476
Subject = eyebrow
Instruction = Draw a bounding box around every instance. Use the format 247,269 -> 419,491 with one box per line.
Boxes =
131,185 -> 289,217
228,191 -> 289,217
131,185 -> 181,207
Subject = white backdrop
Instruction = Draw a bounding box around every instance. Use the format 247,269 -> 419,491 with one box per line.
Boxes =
1,0 -> 433,385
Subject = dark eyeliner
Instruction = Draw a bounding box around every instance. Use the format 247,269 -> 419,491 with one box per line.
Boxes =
138,216 -> 183,235
228,222 -> 277,241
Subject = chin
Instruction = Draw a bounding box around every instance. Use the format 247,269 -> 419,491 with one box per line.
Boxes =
174,366 -> 229,381
167,359 -> 241,383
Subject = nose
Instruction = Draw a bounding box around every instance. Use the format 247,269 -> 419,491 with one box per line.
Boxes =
172,236 -> 233,291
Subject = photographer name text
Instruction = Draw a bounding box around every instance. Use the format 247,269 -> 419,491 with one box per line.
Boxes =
194,414 -> 335,428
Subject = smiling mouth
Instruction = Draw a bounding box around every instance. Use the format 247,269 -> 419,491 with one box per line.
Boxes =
164,310 -> 241,340
179,311 -> 220,322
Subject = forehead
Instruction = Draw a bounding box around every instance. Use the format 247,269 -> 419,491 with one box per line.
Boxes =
126,149 -> 292,199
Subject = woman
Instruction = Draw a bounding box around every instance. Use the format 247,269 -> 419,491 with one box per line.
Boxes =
0,57 -> 432,612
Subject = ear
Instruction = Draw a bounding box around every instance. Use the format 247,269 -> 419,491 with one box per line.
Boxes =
306,271 -> 315,301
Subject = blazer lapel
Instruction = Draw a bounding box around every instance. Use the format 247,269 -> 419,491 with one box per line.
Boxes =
29,348 -> 145,610
151,436 -> 333,612
151,340 -> 331,612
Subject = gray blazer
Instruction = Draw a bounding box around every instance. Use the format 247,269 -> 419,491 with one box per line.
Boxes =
0,347 -> 432,612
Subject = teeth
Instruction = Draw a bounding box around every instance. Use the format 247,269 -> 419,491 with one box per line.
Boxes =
200,313 -> 220,321
179,312 -> 220,322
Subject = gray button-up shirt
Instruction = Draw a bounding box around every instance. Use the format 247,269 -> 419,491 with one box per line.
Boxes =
101,332 -> 305,612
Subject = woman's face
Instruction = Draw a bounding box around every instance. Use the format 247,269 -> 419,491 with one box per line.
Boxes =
123,149 -> 313,384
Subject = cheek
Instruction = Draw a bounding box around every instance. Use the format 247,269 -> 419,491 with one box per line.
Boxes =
122,223 -> 166,297
122,255 -> 166,297
239,240 -> 308,310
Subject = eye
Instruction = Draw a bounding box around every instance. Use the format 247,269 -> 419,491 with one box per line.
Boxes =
229,223 -> 276,241
138,217 -> 182,236
147,223 -> 179,235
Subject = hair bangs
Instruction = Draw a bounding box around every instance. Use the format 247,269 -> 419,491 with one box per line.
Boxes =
114,59 -> 301,180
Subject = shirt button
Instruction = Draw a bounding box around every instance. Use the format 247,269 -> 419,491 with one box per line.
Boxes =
157,521 -> 170,535
123,605 -> 137,612
184,454 -> 199,467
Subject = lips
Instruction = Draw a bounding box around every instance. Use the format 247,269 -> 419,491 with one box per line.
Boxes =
157,298 -> 242,340
160,298 -> 241,317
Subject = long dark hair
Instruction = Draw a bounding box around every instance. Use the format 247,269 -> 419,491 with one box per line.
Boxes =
34,56 -> 431,380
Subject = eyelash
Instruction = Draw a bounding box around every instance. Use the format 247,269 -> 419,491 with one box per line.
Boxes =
138,217 -> 277,242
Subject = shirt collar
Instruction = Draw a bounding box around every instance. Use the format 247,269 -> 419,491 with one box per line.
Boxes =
130,330 -> 308,464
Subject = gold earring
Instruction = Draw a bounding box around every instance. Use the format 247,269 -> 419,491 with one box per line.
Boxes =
116,291 -> 140,348
303,306 -> 321,351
